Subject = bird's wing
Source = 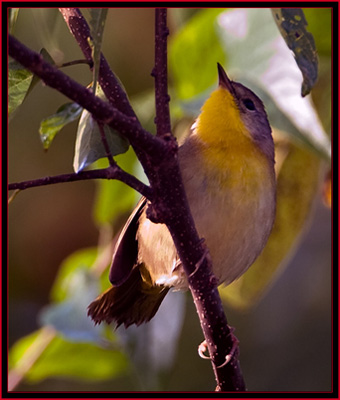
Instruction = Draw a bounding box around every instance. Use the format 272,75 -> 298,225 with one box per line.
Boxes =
109,197 -> 147,286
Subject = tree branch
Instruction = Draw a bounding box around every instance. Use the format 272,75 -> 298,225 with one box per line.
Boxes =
8,166 -> 153,200
151,10 -> 246,391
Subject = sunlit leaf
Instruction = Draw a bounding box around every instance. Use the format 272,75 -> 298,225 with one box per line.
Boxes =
216,8 -> 330,161
8,60 -> 34,119
73,110 -> 129,173
87,8 -> 108,93
9,328 -> 55,371
220,142 -> 321,308
272,8 -> 318,96
9,329 -> 129,383
169,8 -> 226,100
39,103 -> 82,149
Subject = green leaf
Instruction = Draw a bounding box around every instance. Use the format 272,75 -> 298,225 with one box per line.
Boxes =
9,329 -> 129,383
73,84 -> 130,173
87,8 -> 108,94
9,49 -> 55,121
8,59 -> 34,119
220,143 -> 321,308
169,8 -> 226,100
39,103 -> 83,149
93,149 -> 139,226
272,8 -> 318,96
73,110 -> 129,173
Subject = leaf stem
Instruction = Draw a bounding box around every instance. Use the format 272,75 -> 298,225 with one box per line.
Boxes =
96,121 -> 116,168
59,59 -> 93,69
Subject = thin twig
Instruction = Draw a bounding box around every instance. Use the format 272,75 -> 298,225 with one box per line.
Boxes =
8,166 -> 153,200
154,8 -> 171,137
59,59 -> 93,68
97,121 -> 116,167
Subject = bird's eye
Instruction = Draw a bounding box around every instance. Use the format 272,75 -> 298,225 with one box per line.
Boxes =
243,98 -> 256,110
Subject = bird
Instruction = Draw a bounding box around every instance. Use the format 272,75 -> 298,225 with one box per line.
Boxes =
88,63 -> 276,328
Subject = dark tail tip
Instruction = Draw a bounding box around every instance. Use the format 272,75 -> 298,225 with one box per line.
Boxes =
88,267 -> 169,328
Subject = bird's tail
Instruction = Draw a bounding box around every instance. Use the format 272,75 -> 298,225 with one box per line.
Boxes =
88,266 -> 169,328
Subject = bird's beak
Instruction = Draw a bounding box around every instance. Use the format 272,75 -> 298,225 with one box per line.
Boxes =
217,63 -> 235,94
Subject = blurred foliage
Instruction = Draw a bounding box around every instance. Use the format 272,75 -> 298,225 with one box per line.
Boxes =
9,328 -> 129,384
8,7 -> 331,391
169,8 -> 226,100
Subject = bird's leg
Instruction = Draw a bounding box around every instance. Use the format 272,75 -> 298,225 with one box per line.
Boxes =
198,326 -> 240,368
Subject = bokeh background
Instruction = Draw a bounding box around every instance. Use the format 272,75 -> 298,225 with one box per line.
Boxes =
8,8 -> 332,392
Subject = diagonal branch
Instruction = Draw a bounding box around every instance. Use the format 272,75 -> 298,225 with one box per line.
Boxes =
8,35 -> 166,161
59,8 -> 136,118
58,8 -> 156,179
